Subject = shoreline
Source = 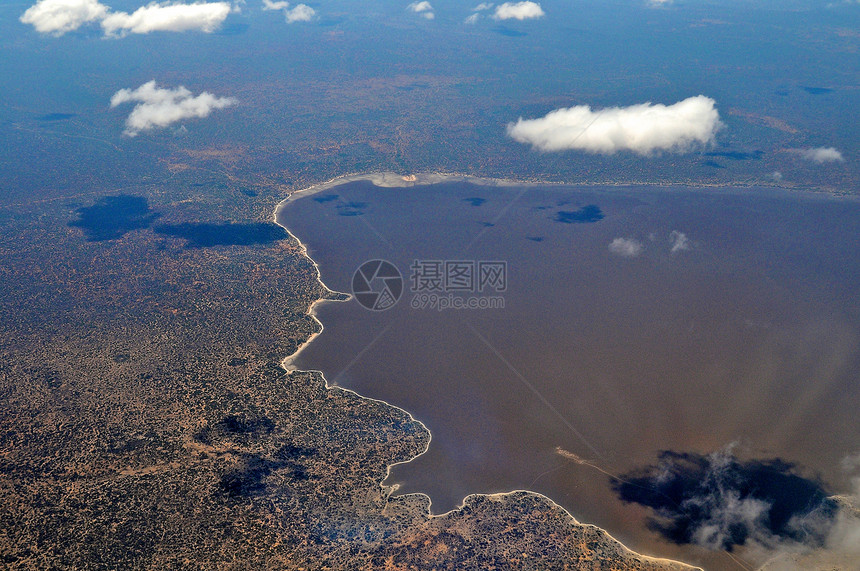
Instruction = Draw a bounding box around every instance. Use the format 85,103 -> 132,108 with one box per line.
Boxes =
272,171 -> 798,570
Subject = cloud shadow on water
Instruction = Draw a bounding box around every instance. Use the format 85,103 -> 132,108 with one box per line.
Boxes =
493,26 -> 527,37
154,222 -> 288,248
69,195 -> 161,241
555,205 -> 604,223
611,450 -> 838,551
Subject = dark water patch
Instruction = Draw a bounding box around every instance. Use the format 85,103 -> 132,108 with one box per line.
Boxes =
555,205 -> 603,223
215,21 -> 249,36
154,222 -> 287,247
240,189 -> 258,197
493,26 -> 527,37
337,201 -> 367,216
37,113 -> 76,121
526,236 -> 544,242
464,197 -> 487,207
313,194 -> 339,203
800,86 -> 833,95
69,195 -> 160,241
705,150 -> 763,161
227,357 -> 247,367
612,450 -> 838,551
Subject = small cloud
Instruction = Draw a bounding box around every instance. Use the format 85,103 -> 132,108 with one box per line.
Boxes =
101,1 -> 232,36
464,12 -> 479,23
770,171 -> 783,182
20,0 -> 109,36
262,0 -> 314,22
609,238 -> 643,257
669,230 -> 690,253
285,3 -> 314,22
474,2 -> 494,10
493,1 -> 544,20
648,0 -> 672,6
507,95 -> 723,155
110,80 -> 237,137
798,147 -> 845,164
408,1 -> 434,19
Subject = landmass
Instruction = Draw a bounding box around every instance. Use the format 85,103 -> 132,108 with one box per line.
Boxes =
0,166 -> 701,569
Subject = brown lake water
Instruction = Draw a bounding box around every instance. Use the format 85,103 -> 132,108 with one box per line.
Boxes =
277,179 -> 860,569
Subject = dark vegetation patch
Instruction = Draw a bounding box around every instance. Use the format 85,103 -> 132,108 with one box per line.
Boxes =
154,222 -> 288,248
69,195 -> 160,241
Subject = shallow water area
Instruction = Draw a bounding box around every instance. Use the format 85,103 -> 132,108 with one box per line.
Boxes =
277,177 -> 860,569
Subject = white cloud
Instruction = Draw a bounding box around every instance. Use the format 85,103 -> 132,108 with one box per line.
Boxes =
798,147 -> 845,163
20,0 -> 108,36
262,0 -> 314,22
669,230 -> 690,253
21,0 -> 232,36
285,3 -> 313,21
110,80 -> 237,136
609,238 -> 643,257
493,1 -> 544,20
101,2 -> 231,36
408,1 -> 434,18
507,95 -> 723,155
466,2 -> 493,22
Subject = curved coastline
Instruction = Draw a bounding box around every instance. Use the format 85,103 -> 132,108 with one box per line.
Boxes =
273,171 -> 704,570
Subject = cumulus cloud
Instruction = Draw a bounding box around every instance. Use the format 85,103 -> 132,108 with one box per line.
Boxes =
493,1 -> 544,20
669,230 -> 690,253
262,0 -> 314,22
110,81 -> 237,136
465,2 -> 494,22
798,147 -> 845,163
21,0 -> 232,36
101,1 -> 231,36
609,238 -> 643,257
758,458 -> 860,570
507,95 -> 723,155
20,0 -> 108,35
408,1 -> 434,19
285,3 -> 313,21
